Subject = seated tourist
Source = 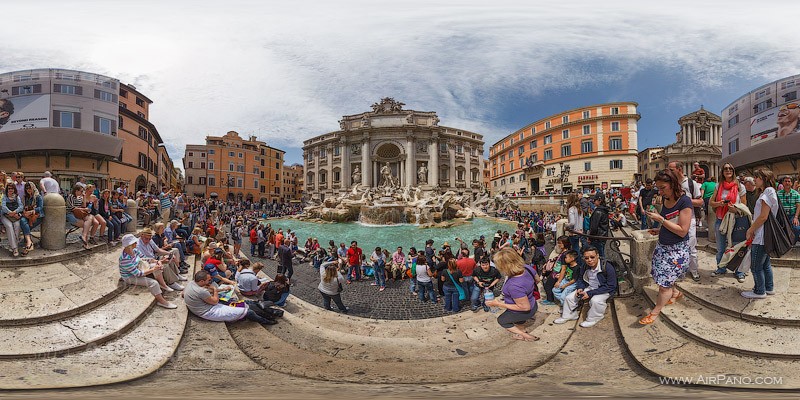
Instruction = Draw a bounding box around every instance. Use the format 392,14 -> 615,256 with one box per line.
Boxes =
86,192 -> 108,244
203,249 -> 237,286
261,273 -> 291,307
185,270 -> 276,325
471,255 -> 501,312
553,250 -> 580,304
98,189 -> 121,245
1,184 -> 23,257
137,227 -> 185,290
118,234 -> 177,309
236,260 -> 267,296
554,246 -> 617,328
19,182 -> 43,256
66,185 -> 99,250
152,223 -> 186,274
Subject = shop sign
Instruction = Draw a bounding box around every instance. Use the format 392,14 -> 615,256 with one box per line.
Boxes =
577,174 -> 598,183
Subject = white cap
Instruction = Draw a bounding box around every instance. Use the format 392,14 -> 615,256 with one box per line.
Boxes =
121,234 -> 138,248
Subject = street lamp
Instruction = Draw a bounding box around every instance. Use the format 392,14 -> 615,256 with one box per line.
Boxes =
559,162 -> 571,193
227,173 -> 235,200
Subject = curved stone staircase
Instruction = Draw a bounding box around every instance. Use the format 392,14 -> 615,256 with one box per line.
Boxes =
0,246 -> 188,389
613,225 -> 800,389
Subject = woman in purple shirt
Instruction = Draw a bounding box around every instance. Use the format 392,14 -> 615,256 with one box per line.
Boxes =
486,248 -> 540,342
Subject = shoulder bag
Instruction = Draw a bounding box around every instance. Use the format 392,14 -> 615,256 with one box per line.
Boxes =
764,204 -> 795,258
72,208 -> 89,220
445,270 -> 466,300
336,276 -> 344,293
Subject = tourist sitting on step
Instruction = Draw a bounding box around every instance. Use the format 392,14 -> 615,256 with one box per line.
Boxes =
137,228 -> 185,291
236,260 -> 268,296
554,246 -> 617,328
66,185 -> 98,251
485,248 -> 539,342
118,234 -> 177,309
261,273 -> 291,307
19,182 -> 43,256
390,246 -> 407,281
1,184 -> 23,257
185,270 -> 276,325
203,248 -> 236,286
552,250 -> 579,305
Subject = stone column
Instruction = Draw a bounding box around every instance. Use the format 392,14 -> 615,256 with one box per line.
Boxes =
126,198 -> 138,232
42,193 -> 66,250
405,134 -> 414,186
362,138 -> 372,187
342,139 -> 350,189
448,140 -> 456,189
465,145 -> 472,189
326,144 -> 334,190
631,229 -> 659,293
430,137 -> 439,186
681,125 -> 686,145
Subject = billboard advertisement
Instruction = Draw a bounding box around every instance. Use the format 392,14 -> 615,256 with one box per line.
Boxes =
0,94 -> 51,133
750,102 -> 799,146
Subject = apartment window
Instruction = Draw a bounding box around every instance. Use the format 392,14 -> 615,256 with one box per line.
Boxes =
581,140 -> 593,153
138,153 -> 147,169
209,162 -> 214,170
199,177 -> 206,185
530,154 -> 537,163
562,115 -> 569,124
531,127 -> 536,134
237,178 -> 243,188
334,170 -> 341,182
501,165 -> 505,173
200,162 -> 206,169
519,132 -> 524,141
440,143 -> 447,153
562,129 -> 569,139
260,171 -> 265,179
729,138 -> 739,154
95,90 -> 115,102
54,72 -> 78,81
319,148 -> 327,158
238,152 -> 243,158
120,102 -> 127,109
119,89 -> 128,98
509,161 -> 514,170
94,116 -> 114,134
519,173 -> 525,181
530,140 -> 537,149
228,151 -> 234,157
500,155 -> 505,162
728,114 -> 739,128
136,97 -> 145,106
543,149 -> 553,161
546,167 -> 555,177
253,166 -> 258,174
518,145 -> 524,155
781,79 -> 796,90
54,84 -> 80,95
457,144 -> 463,154
509,176 -> 515,183
609,137 -> 622,150
188,152 -> 193,157
582,110 -> 590,119
118,116 -> 124,129
334,146 -> 340,156
229,163 -> 234,172
611,107 -> 620,115
500,179 -> 505,186
754,99 -> 773,113
728,104 -> 739,114
561,144 -> 571,157
510,138 -> 514,145
138,126 -> 147,139
754,88 -> 770,100
53,111 -> 79,128
208,177 -> 216,186
584,162 -> 591,171
783,91 -> 797,101
187,176 -> 193,184
609,160 -> 623,169
237,164 -> 245,173
275,162 -> 280,169
188,161 -> 194,169
208,149 -> 215,155
137,111 -> 145,118
14,84 -> 42,95
508,149 -> 514,158
254,179 -> 259,189
582,124 -> 590,135
543,135 -> 552,145
545,121 -> 551,129
610,121 -> 620,132
519,157 -> 525,168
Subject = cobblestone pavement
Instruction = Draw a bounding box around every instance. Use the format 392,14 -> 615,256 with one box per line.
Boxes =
250,254 -> 474,320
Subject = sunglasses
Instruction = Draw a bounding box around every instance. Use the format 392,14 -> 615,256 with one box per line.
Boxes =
784,103 -> 799,110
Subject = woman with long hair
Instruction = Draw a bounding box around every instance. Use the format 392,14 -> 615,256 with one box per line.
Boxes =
541,235 -> 571,306
566,192 -> 584,253
640,169 -> 692,325
485,248 -> 540,341
709,162 -> 746,281
440,258 -> 464,312
318,262 -> 348,313
742,168 -> 779,299
1,184 -> 23,257
19,182 -> 43,256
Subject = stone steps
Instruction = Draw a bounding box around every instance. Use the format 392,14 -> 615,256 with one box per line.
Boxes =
228,306 -> 576,383
0,250 -> 126,326
641,287 -> 800,358
263,298 -> 569,361
675,266 -> 800,326
0,296 -> 188,389
0,288 -> 154,358
0,240 -> 121,268
613,295 -> 800,389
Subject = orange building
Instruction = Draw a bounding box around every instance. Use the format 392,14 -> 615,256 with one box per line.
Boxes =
282,163 -> 303,202
489,102 -> 640,194
182,131 -> 286,203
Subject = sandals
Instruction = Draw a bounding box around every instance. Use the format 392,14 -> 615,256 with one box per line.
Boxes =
639,312 -> 659,325
512,333 -> 540,342
667,292 -> 684,305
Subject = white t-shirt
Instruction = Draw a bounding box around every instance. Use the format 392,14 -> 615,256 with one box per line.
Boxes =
753,187 -> 779,246
40,177 -> 60,194
416,264 -> 432,283
681,177 -> 701,219
631,188 -> 640,205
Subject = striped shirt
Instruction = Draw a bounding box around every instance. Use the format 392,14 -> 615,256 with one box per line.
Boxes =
159,192 -> 172,210
119,248 -> 146,279
66,195 -> 84,211
776,189 -> 800,218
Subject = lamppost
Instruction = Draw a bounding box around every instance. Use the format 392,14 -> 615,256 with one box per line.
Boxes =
226,173 -> 234,201
559,162 -> 571,193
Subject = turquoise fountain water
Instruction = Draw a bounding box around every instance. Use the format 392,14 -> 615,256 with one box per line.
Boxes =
264,217 -> 518,253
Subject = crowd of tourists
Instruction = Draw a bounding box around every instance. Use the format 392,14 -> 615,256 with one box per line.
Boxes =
2,161 -> 799,340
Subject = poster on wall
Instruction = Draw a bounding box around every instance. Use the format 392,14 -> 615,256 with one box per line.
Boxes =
750,102 -> 799,146
0,94 -> 51,133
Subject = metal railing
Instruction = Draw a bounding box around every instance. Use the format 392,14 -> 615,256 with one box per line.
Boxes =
565,229 -> 635,297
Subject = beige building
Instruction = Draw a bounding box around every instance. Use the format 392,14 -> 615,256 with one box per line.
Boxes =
637,147 -> 664,182
302,98 -> 485,200
722,74 -> 800,177
282,163 -> 303,202
490,102 -> 640,194
0,68 -> 174,192
182,131 -> 287,203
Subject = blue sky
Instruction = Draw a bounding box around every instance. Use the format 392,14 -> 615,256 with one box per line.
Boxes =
1,0 -> 797,166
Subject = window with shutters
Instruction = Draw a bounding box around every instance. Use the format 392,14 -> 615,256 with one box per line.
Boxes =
118,117 -> 124,129
94,116 -> 114,134
582,110 -> 590,119
138,153 -> 147,169
582,124 -> 591,135
12,84 -> 42,95
609,137 -> 622,150
138,126 -> 147,139
208,177 -> 215,186
136,97 -> 145,106
94,89 -> 116,103
53,111 -> 80,129
119,89 -> 128,98
54,84 -> 81,95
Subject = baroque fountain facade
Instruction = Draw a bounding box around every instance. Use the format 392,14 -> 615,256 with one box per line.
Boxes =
300,98 -> 517,225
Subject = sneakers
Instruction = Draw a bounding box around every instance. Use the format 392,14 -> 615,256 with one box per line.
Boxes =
741,291 -> 767,299
177,275 -> 188,281
471,307 -> 479,312
370,283 -> 377,286
161,285 -> 174,292
540,300 -> 556,306
690,271 -> 700,282
580,320 -> 600,328
483,305 -> 490,312
168,283 -> 184,291
379,286 -> 385,292
157,302 -> 178,309
554,317 -> 578,324
736,274 -> 746,283
766,290 -> 776,295
710,268 -> 726,277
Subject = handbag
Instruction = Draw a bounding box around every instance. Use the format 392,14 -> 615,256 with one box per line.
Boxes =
24,205 -> 39,225
764,205 -> 795,258
5,213 -> 21,222
336,276 -> 343,293
72,208 -> 89,220
446,270 -> 467,301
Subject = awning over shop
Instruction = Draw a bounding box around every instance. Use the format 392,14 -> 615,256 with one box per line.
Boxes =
209,192 -> 219,197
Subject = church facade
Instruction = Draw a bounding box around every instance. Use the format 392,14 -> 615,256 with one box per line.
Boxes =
302,98 -> 485,200
660,106 -> 723,180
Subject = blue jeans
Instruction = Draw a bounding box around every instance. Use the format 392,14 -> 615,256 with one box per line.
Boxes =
244,300 -> 274,324
443,284 -> 460,312
749,244 -> 773,295
374,265 -> 386,287
470,284 -> 488,309
20,215 -> 43,236
714,218 -> 727,265
461,279 -> 474,306
250,242 -> 257,256
590,239 -> 606,260
553,282 -> 577,304
569,235 -> 581,254
274,291 -> 290,307
348,264 -> 362,281
417,280 -> 437,302
794,224 -> 800,245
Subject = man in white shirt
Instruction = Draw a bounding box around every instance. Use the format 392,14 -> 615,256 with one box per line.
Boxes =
39,171 -> 60,195
667,162 -> 703,282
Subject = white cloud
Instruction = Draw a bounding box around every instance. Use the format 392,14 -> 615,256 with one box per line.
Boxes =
1,0 -> 798,165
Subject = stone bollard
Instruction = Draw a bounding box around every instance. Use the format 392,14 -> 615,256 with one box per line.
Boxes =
126,199 -> 138,232
42,193 -> 67,250
555,218 -> 568,239
630,229 -> 659,293
706,203 -> 716,243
